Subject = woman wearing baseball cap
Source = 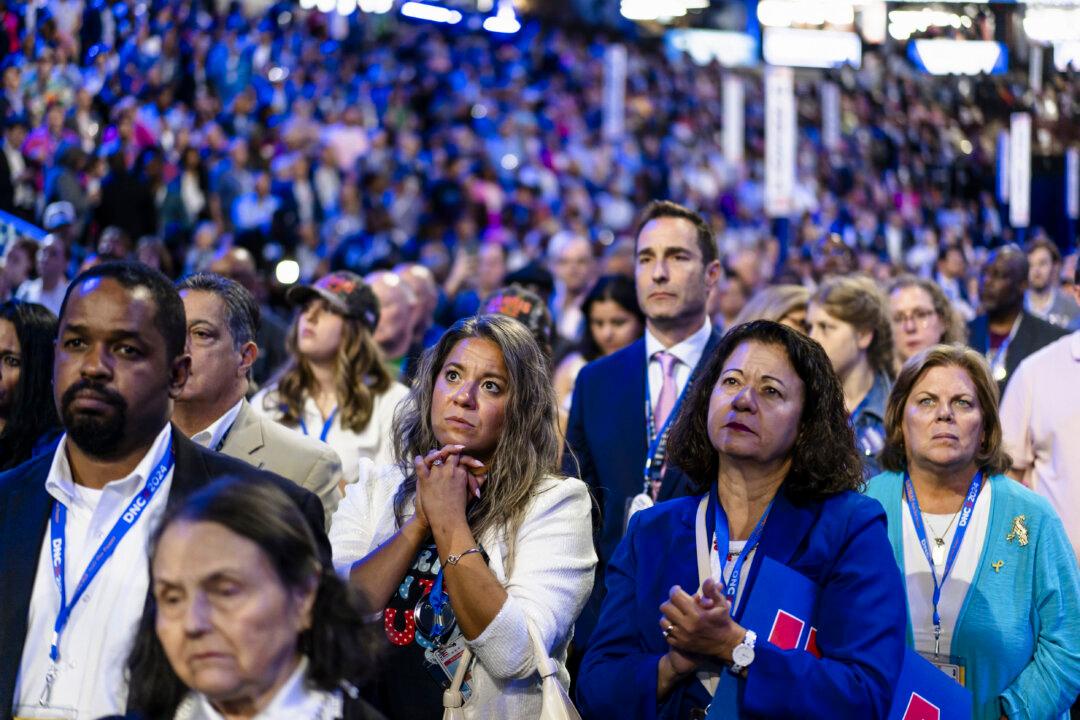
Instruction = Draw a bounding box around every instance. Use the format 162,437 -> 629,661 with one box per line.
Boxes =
252,271 -> 410,485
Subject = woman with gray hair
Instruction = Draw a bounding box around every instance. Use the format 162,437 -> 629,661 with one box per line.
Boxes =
329,314 -> 596,719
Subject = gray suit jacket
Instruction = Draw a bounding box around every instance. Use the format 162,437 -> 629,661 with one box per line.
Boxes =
220,399 -> 343,526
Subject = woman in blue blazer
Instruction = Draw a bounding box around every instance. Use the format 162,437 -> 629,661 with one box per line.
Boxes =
865,345 -> 1080,720
577,321 -> 907,719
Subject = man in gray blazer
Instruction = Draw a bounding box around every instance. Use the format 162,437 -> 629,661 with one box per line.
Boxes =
172,273 -> 343,526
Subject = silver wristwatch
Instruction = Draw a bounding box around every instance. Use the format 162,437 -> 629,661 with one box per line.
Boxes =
730,629 -> 757,674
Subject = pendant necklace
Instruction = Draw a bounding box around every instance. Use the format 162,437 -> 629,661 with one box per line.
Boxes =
923,511 -> 960,566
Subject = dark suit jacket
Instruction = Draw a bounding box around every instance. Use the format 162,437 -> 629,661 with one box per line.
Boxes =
563,326 -> 723,646
967,311 -> 1068,393
576,490 -> 907,720
0,427 -> 330,719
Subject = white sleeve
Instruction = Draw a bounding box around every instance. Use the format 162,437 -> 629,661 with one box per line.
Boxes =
465,477 -> 598,680
328,459 -> 408,578
999,360 -> 1035,472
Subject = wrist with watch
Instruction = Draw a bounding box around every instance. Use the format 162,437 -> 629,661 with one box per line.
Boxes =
730,629 -> 757,674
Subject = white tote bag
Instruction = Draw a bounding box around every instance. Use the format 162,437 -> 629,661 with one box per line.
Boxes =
442,618 -> 581,720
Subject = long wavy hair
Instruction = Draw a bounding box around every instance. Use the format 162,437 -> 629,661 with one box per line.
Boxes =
392,314 -> 561,571
667,320 -> 865,504
267,311 -> 391,433
125,478 -> 378,719
0,301 -> 60,471
811,274 -> 896,379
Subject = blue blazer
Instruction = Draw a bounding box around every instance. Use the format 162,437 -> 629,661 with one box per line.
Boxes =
564,328 -> 724,645
576,488 -> 907,720
0,428 -> 330,719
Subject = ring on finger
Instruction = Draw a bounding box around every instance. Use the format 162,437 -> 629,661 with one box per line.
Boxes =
432,458 -> 444,466
662,623 -> 675,638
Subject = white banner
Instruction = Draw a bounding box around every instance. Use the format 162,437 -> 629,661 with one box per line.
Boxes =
603,45 -> 627,142
997,130 -> 1010,203
765,66 -> 796,218
723,76 -> 744,166
1030,44 -> 1044,93
1067,147 -> 1079,220
1009,113 -> 1031,229
822,81 -> 841,151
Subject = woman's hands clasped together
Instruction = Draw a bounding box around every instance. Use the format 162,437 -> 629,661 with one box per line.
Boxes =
411,444 -> 487,537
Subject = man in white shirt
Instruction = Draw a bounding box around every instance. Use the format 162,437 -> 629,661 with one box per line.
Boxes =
16,234 -> 70,317
0,261 -> 329,719
564,200 -> 722,649
172,273 -> 343,526
1000,331 -> 1080,559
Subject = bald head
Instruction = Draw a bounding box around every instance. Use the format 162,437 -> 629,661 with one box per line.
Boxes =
394,263 -> 439,337
366,270 -> 418,360
980,245 -> 1028,318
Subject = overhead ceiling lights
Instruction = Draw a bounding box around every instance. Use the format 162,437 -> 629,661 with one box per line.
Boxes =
400,1 -> 463,24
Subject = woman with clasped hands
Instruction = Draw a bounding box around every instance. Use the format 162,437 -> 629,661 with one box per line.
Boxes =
864,345 -> 1080,720
329,314 -> 596,719
576,321 -> 907,719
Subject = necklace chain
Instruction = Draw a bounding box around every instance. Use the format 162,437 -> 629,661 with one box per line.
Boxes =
923,509 -> 961,542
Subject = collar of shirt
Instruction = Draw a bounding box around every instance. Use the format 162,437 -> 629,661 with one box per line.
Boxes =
188,657 -> 341,720
191,399 -> 245,451
644,317 -> 712,368
45,422 -> 173,508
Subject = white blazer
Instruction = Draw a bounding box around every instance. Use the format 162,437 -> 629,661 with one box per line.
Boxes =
329,459 -> 597,719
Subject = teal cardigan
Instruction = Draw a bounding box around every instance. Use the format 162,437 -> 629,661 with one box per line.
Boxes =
865,472 -> 1080,720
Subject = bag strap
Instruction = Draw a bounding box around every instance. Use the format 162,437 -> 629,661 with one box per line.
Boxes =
442,646 -> 474,711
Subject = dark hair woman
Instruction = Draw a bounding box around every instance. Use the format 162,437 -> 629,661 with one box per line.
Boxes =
0,300 -> 61,470
553,275 -> 645,436
123,478 -> 383,720
577,321 -> 907,719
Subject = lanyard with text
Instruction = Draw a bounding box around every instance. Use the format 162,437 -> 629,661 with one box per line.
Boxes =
987,316 -> 1021,382
902,470 -> 983,655
299,406 -> 338,443
43,444 -> 174,703
643,361 -> 698,497
707,486 -> 775,617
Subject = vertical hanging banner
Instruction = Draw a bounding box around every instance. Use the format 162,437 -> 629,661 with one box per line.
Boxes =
1030,45 -> 1044,94
765,66 -> 796,218
603,44 -> 627,143
723,75 -> 745,166
997,130 -> 1010,203
1066,147 -> 1079,220
1009,113 -> 1031,228
821,81 -> 841,151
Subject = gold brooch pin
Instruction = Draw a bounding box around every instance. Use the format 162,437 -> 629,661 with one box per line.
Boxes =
991,560 -> 1004,573
1006,515 -> 1029,546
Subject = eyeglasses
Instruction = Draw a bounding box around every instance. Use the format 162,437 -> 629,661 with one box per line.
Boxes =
891,309 -> 938,328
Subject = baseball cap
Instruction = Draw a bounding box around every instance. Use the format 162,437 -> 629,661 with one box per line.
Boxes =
285,270 -> 380,329
43,201 -> 76,231
482,284 -> 553,357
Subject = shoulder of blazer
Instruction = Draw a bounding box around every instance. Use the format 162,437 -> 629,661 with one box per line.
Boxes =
1018,311 -> 1069,346
576,337 -> 646,389
256,412 -> 342,469
0,449 -> 53,495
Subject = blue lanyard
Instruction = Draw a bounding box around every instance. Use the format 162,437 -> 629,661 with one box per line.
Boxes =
298,406 -> 338,443
430,568 -> 450,641
48,444 -> 175,662
708,486 -> 775,617
643,357 -> 697,488
902,470 -> 983,640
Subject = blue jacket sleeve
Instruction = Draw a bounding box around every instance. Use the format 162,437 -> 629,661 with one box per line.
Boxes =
563,365 -> 595,487
576,512 -> 664,720
1000,510 -> 1080,719
742,499 -> 907,719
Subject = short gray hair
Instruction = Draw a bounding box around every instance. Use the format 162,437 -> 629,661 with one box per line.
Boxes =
176,273 -> 260,349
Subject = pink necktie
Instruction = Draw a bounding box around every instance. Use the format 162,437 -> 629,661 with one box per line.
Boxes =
653,351 -> 680,431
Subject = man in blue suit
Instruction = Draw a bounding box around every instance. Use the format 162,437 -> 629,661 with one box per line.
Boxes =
564,200 -> 723,648
0,262 -> 328,720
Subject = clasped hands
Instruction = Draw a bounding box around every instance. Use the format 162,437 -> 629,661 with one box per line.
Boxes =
659,578 -> 748,677
411,444 -> 487,536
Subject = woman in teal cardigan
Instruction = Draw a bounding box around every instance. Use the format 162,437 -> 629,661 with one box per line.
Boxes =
864,344 -> 1080,720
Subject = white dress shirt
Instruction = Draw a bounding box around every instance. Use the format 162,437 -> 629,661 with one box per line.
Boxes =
190,399 -> 245,451
15,277 -> 69,318
250,381 -> 410,484
901,481 -> 992,657
176,657 -> 343,720
643,319 -> 713,417
1000,332 -> 1080,558
13,424 -> 175,718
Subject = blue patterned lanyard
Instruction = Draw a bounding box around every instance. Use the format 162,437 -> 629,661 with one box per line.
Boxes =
643,356 -> 699,492
902,470 -> 983,653
708,485 -> 775,617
